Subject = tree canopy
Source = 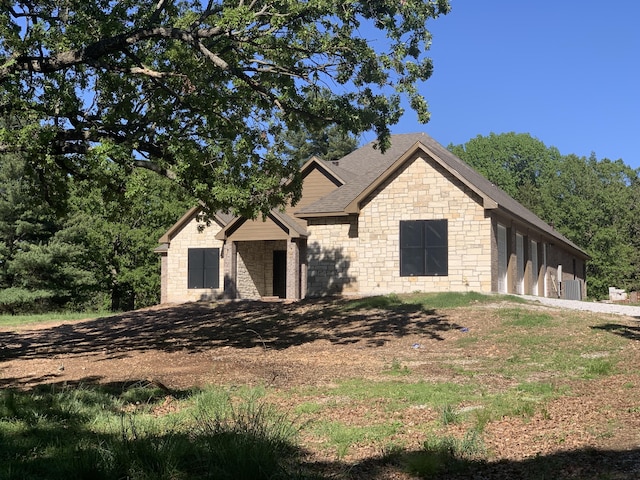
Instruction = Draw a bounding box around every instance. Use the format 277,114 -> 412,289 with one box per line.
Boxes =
450,132 -> 640,299
0,0 -> 450,217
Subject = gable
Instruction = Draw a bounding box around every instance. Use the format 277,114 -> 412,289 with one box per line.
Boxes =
216,159 -> 342,241
158,206 -> 226,245
224,214 -> 291,241
358,153 -> 486,214
287,163 -> 343,217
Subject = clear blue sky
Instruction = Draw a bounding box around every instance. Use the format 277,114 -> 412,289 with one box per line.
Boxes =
371,1 -> 640,168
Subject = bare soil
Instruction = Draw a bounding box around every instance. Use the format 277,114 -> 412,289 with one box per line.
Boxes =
1,298 -> 640,479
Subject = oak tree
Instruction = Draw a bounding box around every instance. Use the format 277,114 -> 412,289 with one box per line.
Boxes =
0,0 -> 450,217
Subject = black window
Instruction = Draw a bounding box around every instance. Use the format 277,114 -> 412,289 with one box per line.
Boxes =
400,220 -> 448,276
188,248 -> 220,289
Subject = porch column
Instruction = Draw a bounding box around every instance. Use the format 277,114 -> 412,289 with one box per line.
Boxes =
159,251 -> 168,304
286,238 -> 300,300
300,239 -> 307,299
223,241 -> 238,299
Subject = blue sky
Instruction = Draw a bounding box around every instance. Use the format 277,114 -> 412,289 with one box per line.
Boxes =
368,1 -> 640,168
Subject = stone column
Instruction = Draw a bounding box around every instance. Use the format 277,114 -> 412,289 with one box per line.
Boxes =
159,251 -> 168,304
286,238 -> 300,300
300,239 -> 307,299
223,241 -> 238,299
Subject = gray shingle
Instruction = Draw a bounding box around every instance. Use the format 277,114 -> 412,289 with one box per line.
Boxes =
296,132 -> 587,257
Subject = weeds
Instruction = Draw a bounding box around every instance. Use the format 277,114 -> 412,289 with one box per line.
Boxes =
403,430 -> 486,477
382,358 -> 411,376
0,385 -> 307,480
440,403 -> 461,425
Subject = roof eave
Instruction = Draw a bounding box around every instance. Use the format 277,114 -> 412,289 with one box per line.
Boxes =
295,210 -> 350,218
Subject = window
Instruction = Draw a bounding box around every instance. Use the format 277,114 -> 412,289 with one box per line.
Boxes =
400,220 -> 448,276
188,248 -> 220,289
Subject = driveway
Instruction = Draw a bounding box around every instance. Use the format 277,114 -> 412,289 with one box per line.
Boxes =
520,295 -> 640,318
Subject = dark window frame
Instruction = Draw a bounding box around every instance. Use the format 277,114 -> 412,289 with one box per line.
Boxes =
400,220 -> 448,276
188,247 -> 220,289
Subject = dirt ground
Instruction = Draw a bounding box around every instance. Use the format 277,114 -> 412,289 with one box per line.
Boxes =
1,297 -> 640,479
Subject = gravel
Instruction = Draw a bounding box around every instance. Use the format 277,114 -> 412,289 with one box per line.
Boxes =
520,295 -> 640,318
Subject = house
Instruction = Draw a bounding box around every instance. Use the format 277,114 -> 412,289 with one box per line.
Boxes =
156,133 -> 588,303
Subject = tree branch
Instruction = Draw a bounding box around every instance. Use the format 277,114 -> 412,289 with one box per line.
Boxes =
0,26 -> 227,80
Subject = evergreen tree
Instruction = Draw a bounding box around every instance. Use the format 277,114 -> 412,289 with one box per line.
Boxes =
67,167 -> 193,311
282,124 -> 359,166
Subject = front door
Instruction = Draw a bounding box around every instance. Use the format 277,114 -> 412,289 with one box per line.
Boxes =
273,250 -> 287,298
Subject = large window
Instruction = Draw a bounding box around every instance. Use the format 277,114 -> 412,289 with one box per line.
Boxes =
188,248 -> 220,289
400,220 -> 448,276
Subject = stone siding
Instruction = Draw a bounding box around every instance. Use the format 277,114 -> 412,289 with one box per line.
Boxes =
236,240 -> 287,298
164,216 -> 225,303
354,154 -> 493,295
306,154 -> 493,296
306,216 -> 359,296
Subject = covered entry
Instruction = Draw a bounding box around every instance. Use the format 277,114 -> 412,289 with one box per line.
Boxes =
216,212 -> 308,300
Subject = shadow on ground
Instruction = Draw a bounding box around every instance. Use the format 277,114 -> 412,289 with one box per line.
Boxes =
592,322 -> 640,341
0,298 -> 459,362
1,380 -> 639,480
343,446 -> 640,479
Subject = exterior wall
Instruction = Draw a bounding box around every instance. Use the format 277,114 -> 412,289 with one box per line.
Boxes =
236,240 -> 287,298
491,214 -> 587,299
354,154 -> 493,295
546,245 -> 587,299
306,216 -> 359,296
164,216 -> 225,303
286,165 -> 341,216
228,216 -> 290,241
306,154 -> 493,297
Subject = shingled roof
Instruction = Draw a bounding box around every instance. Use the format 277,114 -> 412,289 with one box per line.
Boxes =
296,133 -> 587,258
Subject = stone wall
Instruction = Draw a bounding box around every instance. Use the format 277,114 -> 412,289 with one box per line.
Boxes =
355,154 -> 493,295
306,216 -> 359,296
236,240 -> 287,298
306,154 -> 493,297
164,216 -> 225,303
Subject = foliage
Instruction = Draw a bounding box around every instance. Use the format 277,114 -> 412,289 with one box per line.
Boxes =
0,385 -> 307,480
449,132 -> 562,214
280,89 -> 360,165
0,153 -> 97,312
0,153 -> 192,312
0,310 -> 110,327
0,0 -> 451,218
450,132 -> 640,299
66,167 -> 193,310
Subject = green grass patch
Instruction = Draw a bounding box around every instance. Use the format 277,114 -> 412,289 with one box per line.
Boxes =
583,358 -> 615,378
382,358 -> 411,376
320,379 -> 478,409
293,401 -> 324,415
341,293 -> 404,310
402,430 -> 486,477
440,403 -> 461,425
0,310 -> 110,328
404,291 -> 523,309
308,420 -> 402,459
499,308 -> 554,327
0,384 -> 311,480
342,292 -> 523,312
